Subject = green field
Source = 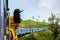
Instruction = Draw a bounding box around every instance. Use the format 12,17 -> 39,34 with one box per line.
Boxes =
18,20 -> 60,40
18,20 -> 54,40
19,20 -> 49,28
19,30 -> 53,40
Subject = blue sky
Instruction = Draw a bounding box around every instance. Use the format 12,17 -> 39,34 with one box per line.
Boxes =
9,0 -> 60,22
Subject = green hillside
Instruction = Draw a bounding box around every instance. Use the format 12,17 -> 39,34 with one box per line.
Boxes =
19,20 -> 53,40
19,20 -> 51,40
19,20 -> 49,28
19,30 -> 53,40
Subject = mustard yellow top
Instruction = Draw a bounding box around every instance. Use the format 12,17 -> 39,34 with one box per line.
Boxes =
6,27 -> 18,40
6,16 -> 19,40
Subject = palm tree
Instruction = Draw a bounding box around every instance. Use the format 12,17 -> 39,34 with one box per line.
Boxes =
32,16 -> 35,21
48,13 -> 55,24
48,13 -> 60,40
38,15 -> 40,21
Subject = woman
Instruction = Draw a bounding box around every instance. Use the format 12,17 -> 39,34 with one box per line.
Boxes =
6,9 -> 22,40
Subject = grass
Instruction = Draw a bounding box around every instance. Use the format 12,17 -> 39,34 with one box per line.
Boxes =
18,20 -> 53,40
19,30 -> 53,40
19,20 -> 49,28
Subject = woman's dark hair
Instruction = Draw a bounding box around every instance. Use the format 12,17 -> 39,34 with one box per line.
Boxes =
13,9 -> 22,23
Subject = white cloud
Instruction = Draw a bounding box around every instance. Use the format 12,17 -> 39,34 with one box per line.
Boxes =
38,0 -> 60,14
38,0 -> 57,9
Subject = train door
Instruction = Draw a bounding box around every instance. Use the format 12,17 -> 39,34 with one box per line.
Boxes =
0,0 -> 10,40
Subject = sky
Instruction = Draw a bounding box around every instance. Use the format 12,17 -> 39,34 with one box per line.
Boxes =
9,0 -> 60,22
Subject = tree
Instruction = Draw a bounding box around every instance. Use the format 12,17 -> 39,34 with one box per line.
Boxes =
48,13 -> 55,24
43,20 -> 46,22
32,16 -> 35,21
48,13 -> 56,30
38,15 -> 40,22
48,13 -> 60,40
